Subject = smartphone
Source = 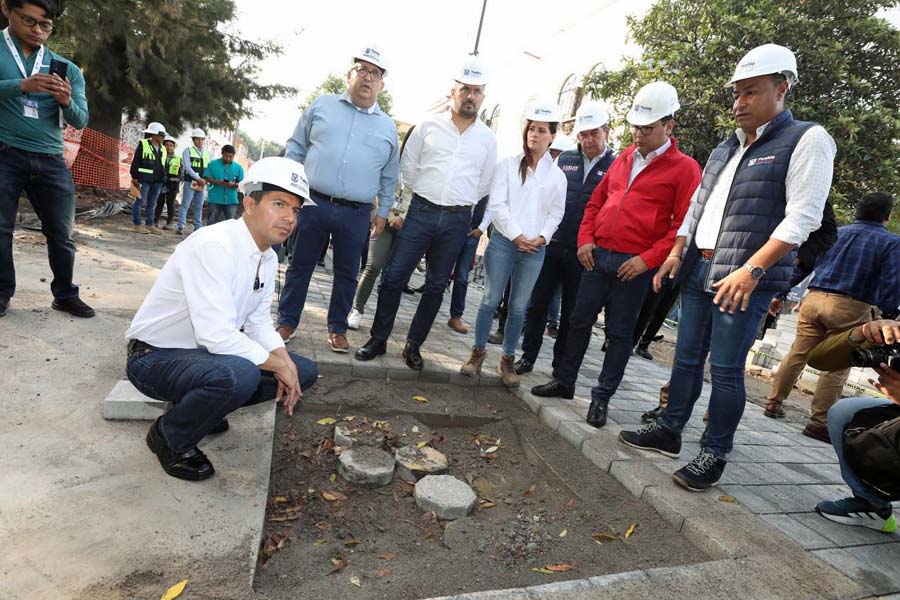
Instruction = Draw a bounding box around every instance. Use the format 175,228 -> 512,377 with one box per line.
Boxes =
48,58 -> 67,80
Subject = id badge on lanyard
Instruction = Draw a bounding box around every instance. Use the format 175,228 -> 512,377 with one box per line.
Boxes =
3,28 -> 63,127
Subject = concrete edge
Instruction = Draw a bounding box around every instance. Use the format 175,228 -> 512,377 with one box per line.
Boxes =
248,402 -> 278,589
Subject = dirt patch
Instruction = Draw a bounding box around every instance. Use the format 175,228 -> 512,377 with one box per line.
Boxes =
254,378 -> 708,600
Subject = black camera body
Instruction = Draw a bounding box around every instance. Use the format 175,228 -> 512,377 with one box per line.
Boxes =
850,344 -> 900,370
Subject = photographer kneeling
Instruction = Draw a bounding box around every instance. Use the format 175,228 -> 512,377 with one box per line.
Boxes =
809,319 -> 900,533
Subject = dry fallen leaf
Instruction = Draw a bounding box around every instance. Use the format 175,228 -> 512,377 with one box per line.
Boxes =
718,495 -> 738,504
273,496 -> 288,503
314,539 -> 327,546
316,417 -> 337,425
321,490 -> 347,502
559,529 -> 568,538
343,415 -> 356,421
592,532 -> 619,543
480,501 -> 496,509
523,484 -> 536,497
328,556 -> 348,575
412,395 -> 428,403
531,567 -> 554,574
483,446 -> 499,454
160,579 -> 188,600
376,567 -> 392,577
350,575 -> 362,587
545,563 -> 576,572
343,540 -> 363,547
415,441 -> 428,448
330,473 -> 337,483
377,552 -> 398,561
624,523 -> 637,539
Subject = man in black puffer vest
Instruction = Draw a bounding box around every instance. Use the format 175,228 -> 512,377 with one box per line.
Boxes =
515,101 -> 615,376
619,44 -> 837,491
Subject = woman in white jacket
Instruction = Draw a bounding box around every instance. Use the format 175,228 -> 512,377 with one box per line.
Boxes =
461,100 -> 567,387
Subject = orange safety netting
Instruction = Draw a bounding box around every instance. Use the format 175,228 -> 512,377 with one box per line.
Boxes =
64,126 -> 134,191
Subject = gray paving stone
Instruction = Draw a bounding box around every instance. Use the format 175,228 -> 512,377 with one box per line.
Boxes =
395,445 -> 449,482
812,545 -> 900,596
760,514 -> 836,550
792,512 -> 900,547
680,511 -> 802,559
642,482 -> 745,532
101,380 -> 167,421
744,484 -> 828,513
414,475 -> 477,520
338,447 -> 395,488
609,460 -> 672,498
350,356 -> 388,379
557,420 -> 601,451
540,405 -> 585,432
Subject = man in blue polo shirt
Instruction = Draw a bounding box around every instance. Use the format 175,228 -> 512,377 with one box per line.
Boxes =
276,45 -> 399,353
0,0 -> 93,318
205,144 -> 244,226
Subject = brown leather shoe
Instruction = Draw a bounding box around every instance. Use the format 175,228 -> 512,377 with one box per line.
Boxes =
276,324 -> 295,341
802,422 -> 831,444
447,317 -> 468,334
328,332 -> 350,353
764,400 -> 786,419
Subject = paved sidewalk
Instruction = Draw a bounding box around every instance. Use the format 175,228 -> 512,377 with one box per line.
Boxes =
284,254 -> 900,598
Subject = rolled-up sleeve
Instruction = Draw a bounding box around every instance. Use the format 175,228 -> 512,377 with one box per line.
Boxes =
770,126 -> 836,246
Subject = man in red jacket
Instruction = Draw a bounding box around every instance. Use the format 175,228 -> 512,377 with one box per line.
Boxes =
532,82 -> 701,430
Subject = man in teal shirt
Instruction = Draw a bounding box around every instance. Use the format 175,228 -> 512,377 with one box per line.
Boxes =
205,144 -> 245,226
0,0 -> 93,318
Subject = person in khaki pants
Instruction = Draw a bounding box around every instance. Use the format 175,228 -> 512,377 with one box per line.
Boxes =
764,192 -> 900,442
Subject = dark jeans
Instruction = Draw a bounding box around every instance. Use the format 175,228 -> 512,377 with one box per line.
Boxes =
154,186 -> 178,225
658,257 -> 773,459
450,234 -> 480,319
556,248 -> 655,403
632,280 -> 681,346
134,181 -> 163,226
0,143 -> 78,300
126,346 -> 318,453
370,198 -> 470,345
278,199 -> 371,333
208,202 -> 237,226
521,242 -> 583,370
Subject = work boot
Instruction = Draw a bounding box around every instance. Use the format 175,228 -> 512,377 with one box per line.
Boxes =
488,328 -> 504,345
764,399 -> 786,419
498,354 -> 519,388
460,347 -> 486,377
641,382 -> 670,422
447,317 -> 468,334
403,341 -> 424,371
586,398 -> 609,428
146,225 -> 163,235
133,224 -> 148,234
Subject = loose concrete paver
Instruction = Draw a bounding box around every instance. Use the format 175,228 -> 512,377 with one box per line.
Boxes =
337,446 -> 396,487
414,475 -> 477,520
395,444 -> 449,482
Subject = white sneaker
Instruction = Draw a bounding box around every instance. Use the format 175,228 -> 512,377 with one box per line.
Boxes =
347,308 -> 362,330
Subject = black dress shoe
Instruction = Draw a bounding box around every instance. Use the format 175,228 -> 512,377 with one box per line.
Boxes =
51,296 -> 95,318
355,337 -> 387,361
634,345 -> 653,361
208,419 -> 229,434
514,358 -> 534,375
402,284 -> 416,295
586,398 -> 609,428
0,296 -> 8,317
403,341 -> 424,371
531,379 -> 575,399
641,405 -> 664,423
146,418 -> 215,481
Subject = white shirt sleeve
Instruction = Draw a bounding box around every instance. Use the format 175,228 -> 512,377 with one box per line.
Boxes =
242,277 -> 285,355
399,122 -> 425,194
478,137 -> 498,199
478,208 -> 492,232
770,125 -> 836,245
539,171 -> 567,244
181,241 -> 270,365
488,159 -> 521,241
676,186 -> 701,238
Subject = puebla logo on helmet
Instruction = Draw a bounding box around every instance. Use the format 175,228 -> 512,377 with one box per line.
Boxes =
633,103 -> 653,113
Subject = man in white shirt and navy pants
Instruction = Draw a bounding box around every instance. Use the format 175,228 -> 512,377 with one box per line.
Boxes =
355,56 -> 497,370
126,157 -> 319,481
619,44 -> 837,491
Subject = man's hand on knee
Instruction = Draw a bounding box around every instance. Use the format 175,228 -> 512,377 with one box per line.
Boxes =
262,349 -> 302,415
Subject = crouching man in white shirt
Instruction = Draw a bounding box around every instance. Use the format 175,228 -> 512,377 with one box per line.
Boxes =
125,157 -> 318,481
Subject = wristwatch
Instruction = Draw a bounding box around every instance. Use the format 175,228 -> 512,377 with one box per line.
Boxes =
742,263 -> 766,279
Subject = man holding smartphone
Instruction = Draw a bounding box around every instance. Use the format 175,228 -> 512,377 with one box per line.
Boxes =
0,0 -> 93,318
205,144 -> 244,226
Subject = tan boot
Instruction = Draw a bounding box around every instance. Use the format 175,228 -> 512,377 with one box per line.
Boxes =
447,317 -> 468,334
460,347 -> 486,377
498,354 -> 520,388
133,224 -> 148,234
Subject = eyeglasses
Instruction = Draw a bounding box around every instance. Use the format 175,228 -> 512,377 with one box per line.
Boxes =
631,118 -> 671,136
351,65 -> 383,81
14,10 -> 54,33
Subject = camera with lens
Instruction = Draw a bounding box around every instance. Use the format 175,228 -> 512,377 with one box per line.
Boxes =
850,344 -> 900,370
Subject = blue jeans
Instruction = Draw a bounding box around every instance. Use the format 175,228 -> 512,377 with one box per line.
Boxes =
658,257 -> 773,459
0,142 -> 78,299
474,233 -> 546,356
370,198 -> 471,345
208,203 -> 237,226
278,198 -> 371,333
126,346 -> 318,452
555,248 -> 654,400
178,182 -> 206,230
134,181 -> 163,226
450,234 -> 480,319
828,397 -> 894,509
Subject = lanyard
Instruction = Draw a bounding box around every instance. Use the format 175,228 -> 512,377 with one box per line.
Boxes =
3,28 -> 44,78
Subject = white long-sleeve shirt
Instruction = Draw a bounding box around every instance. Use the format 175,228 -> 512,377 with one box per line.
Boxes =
400,111 -> 497,206
125,218 -> 284,365
488,151 -> 567,243
679,122 -> 835,248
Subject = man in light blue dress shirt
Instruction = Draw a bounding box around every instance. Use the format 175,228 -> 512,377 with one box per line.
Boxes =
276,46 -> 399,353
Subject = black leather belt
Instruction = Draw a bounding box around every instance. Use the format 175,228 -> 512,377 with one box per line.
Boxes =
310,188 -> 367,208
127,339 -> 156,357
413,193 -> 472,213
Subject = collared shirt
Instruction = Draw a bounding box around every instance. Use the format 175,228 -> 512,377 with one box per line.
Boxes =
680,121 -> 836,248
400,111 -> 497,207
0,29 -> 88,154
205,158 -> 244,205
182,145 -> 207,181
809,220 -> 900,318
628,138 -> 671,185
488,151 -> 567,243
583,146 -> 612,182
125,218 -> 284,365
285,92 -> 399,217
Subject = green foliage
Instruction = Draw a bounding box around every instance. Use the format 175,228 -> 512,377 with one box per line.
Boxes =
236,129 -> 284,160
583,0 -> 900,214
299,73 -> 393,115
50,0 -> 295,138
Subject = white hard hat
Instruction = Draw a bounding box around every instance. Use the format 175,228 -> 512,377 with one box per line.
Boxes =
626,82 -> 680,126
353,45 -> 388,73
728,44 -> 798,88
573,100 -> 610,135
549,134 -> 576,153
240,157 -> 315,206
524,99 -> 562,123
163,135 -> 177,144
456,55 -> 487,86
190,128 -> 207,139
142,122 -> 166,136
